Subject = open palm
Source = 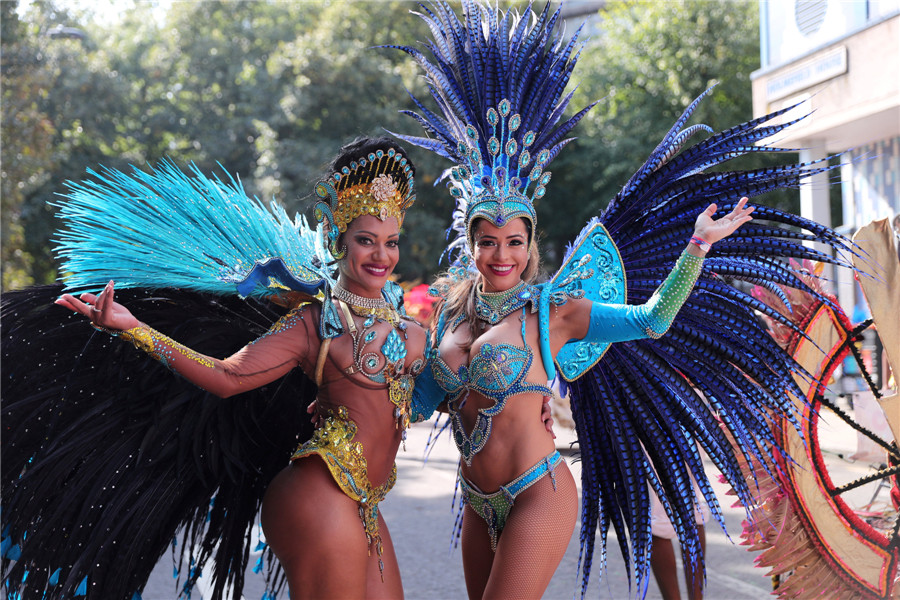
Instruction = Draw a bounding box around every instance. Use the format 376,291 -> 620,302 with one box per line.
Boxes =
694,196 -> 754,244
55,280 -> 141,331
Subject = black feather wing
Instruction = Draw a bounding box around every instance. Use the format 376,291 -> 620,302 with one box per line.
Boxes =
2,285 -> 316,600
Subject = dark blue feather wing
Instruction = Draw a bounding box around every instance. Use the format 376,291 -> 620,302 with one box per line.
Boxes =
561,91 -> 860,597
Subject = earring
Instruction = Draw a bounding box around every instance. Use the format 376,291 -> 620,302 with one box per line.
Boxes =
327,246 -> 348,267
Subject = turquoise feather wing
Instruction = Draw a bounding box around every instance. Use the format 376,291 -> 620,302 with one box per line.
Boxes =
53,159 -> 336,299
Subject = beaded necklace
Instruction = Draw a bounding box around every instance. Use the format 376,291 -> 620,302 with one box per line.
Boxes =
333,283 -> 400,324
473,280 -> 537,325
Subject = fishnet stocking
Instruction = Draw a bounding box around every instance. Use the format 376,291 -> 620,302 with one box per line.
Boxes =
461,462 -> 578,600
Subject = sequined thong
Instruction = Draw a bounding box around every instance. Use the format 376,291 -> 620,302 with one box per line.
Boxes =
460,450 -> 562,552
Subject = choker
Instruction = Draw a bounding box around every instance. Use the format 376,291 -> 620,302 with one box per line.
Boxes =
333,282 -> 401,326
474,281 -> 535,324
333,283 -> 391,310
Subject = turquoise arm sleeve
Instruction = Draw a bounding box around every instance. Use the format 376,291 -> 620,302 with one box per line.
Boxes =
584,250 -> 704,343
410,360 -> 446,423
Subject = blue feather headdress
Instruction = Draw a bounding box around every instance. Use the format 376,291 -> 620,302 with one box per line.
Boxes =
383,0 -> 596,258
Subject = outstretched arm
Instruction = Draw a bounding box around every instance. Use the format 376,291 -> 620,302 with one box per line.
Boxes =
553,198 -> 754,347
56,280 -> 315,398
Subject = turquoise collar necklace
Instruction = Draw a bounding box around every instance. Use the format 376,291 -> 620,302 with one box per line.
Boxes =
474,280 -> 536,324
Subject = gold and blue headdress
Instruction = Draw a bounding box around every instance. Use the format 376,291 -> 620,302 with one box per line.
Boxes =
314,146 -> 416,259
385,0 -> 596,259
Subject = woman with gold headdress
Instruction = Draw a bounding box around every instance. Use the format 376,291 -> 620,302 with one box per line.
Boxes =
394,2 -> 861,599
3,137 -> 426,599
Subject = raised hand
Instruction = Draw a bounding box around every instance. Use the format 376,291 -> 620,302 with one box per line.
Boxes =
693,196 -> 755,245
55,280 -> 141,332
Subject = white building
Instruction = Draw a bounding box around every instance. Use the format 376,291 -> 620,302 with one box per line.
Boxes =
751,0 -> 900,312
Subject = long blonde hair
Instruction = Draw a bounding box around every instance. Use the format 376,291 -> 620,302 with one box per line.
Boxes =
432,218 -> 541,350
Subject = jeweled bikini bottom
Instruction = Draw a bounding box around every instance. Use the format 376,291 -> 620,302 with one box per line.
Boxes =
460,450 -> 561,552
291,406 -> 396,575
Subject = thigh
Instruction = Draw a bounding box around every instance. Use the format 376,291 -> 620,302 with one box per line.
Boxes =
365,512 -> 403,600
650,485 -> 677,540
460,503 -> 495,600
483,463 -> 578,600
261,457 -> 370,600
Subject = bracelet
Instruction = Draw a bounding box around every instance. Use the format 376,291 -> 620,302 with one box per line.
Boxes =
92,323 -> 214,368
689,235 -> 711,253
92,324 -> 156,354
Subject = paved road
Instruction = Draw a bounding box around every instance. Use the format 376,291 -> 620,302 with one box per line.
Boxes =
143,403 -> 882,600
379,424 -> 772,600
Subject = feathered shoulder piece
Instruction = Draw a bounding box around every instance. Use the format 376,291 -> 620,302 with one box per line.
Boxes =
383,0 -> 597,260
541,88 -> 860,382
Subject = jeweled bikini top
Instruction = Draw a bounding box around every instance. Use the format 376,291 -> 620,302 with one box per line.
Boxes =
332,283 -> 425,439
431,333 -> 552,404
432,305 -> 552,464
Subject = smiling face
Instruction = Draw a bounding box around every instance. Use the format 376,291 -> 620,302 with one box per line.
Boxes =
473,217 -> 530,292
337,214 -> 400,298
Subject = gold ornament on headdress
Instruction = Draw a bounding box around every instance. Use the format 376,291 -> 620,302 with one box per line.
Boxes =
314,147 -> 415,259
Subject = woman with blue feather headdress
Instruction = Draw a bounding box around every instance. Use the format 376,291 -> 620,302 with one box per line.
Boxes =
391,1 -> 860,598
2,136 -> 429,599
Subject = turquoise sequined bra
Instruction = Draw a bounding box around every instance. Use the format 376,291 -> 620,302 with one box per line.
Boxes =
432,308 -> 552,465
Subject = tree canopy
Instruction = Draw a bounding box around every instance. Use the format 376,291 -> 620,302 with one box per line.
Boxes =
2,0 -> 771,291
